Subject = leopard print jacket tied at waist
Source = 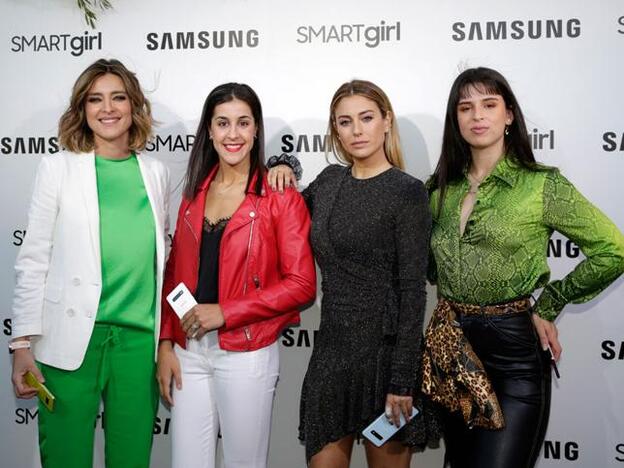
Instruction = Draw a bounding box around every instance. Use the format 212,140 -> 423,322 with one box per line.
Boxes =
421,297 -> 516,430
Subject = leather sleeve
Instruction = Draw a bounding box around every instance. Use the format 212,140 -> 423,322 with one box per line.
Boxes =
220,188 -> 316,330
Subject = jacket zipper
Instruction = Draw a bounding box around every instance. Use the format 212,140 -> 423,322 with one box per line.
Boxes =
183,211 -> 200,297
183,211 -> 199,244
241,212 -> 256,344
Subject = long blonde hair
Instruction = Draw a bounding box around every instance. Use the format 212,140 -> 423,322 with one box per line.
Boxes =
328,79 -> 404,169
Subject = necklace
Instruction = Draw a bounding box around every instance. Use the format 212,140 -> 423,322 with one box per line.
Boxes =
466,172 -> 484,194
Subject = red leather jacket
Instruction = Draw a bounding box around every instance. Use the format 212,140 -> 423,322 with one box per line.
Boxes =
160,167 -> 316,351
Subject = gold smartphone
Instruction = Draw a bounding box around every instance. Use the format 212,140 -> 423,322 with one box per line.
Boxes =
24,371 -> 55,412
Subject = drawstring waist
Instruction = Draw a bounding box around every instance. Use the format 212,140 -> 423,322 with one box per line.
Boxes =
100,325 -> 121,346
98,325 -> 122,390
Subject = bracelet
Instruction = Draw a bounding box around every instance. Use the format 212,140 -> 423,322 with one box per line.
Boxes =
8,340 -> 31,351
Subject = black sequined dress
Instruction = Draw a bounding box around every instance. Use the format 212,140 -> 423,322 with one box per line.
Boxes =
298,165 -> 441,460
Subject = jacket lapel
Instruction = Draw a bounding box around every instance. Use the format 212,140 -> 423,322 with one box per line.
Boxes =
190,165 -> 261,240
137,154 -> 163,235
137,154 -> 165,273
79,153 -> 101,269
223,195 -> 257,237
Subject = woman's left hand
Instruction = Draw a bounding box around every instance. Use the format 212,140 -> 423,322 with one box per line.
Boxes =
181,304 -> 225,339
531,313 -> 562,361
385,393 -> 413,427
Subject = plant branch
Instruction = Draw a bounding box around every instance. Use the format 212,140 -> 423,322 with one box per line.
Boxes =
76,0 -> 113,29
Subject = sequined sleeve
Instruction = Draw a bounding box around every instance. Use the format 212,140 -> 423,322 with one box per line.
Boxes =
390,179 -> 432,389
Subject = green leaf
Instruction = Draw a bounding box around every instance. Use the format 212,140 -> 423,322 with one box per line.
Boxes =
76,0 -> 114,29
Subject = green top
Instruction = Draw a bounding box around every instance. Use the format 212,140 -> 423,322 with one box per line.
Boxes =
95,154 -> 156,331
429,156 -> 624,321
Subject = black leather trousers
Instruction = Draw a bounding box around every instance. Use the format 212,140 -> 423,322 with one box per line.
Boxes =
443,309 -> 552,468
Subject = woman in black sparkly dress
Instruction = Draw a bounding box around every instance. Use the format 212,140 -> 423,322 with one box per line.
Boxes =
270,80 -> 439,467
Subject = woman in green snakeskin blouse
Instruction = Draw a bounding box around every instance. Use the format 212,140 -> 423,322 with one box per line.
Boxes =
426,67 -> 624,468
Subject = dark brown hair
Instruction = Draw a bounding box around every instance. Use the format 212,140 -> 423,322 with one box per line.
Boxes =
183,83 -> 266,199
430,67 -> 540,209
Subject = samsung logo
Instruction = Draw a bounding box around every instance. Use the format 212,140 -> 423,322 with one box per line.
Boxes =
602,340 -> 624,360
13,230 -> 26,247
146,29 -> 259,50
547,239 -> 579,259
1,136 -> 60,155
297,21 -> 400,48
281,328 -> 318,348
602,132 -> 624,152
10,32 -> 102,56
543,441 -> 579,461
452,19 -> 581,41
281,133 -> 330,154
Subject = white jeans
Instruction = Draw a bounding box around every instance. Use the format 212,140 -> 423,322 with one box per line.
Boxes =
171,332 -> 280,468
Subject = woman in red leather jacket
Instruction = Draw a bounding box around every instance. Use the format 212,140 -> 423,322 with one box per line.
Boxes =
157,83 -> 316,468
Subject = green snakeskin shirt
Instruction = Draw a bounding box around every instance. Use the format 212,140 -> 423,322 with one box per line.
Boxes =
429,157 -> 624,321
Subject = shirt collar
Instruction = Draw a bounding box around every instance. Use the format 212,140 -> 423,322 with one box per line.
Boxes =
490,156 -> 519,187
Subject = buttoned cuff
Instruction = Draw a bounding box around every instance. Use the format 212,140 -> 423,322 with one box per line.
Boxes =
534,282 -> 568,321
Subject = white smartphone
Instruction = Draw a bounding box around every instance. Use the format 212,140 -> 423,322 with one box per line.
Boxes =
166,282 -> 198,319
362,407 -> 419,447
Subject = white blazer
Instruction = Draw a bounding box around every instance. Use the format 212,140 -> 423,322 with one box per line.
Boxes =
12,152 -> 170,370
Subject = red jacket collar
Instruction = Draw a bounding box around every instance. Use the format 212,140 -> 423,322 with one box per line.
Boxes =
182,165 -> 267,238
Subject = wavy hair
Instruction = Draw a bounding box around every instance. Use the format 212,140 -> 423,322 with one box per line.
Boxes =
58,58 -> 153,153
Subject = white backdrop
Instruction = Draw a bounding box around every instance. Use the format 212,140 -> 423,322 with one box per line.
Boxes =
1,0 -> 623,467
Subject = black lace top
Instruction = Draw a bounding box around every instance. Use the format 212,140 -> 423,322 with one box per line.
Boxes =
195,217 -> 230,304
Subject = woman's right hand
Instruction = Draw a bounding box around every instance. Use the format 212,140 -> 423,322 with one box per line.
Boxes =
157,340 -> 182,406
268,165 -> 297,193
12,347 -> 43,399
531,313 -> 562,361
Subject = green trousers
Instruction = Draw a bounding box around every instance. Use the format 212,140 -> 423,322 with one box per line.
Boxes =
38,324 -> 158,468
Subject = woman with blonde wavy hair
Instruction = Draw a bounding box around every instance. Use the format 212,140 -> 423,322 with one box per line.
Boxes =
270,79 -> 439,467
10,58 -> 170,468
